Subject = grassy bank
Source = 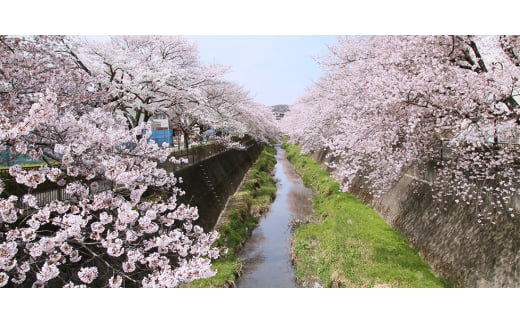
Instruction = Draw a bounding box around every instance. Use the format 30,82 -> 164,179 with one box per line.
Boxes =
283,142 -> 447,288
186,145 -> 277,287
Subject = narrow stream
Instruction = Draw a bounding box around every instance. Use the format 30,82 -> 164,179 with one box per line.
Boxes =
237,144 -> 313,288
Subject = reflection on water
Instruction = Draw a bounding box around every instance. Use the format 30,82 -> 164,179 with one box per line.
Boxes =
237,145 -> 313,288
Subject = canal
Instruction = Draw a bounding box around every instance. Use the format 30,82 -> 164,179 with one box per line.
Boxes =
237,144 -> 313,288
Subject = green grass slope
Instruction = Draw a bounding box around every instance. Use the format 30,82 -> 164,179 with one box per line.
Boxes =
284,142 -> 447,288
186,145 -> 277,287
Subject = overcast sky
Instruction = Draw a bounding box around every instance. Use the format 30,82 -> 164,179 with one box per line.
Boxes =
186,36 -> 339,106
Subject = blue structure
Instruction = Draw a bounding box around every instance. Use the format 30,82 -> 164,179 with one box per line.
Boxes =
1,129 -> 174,166
149,129 -> 173,146
0,149 -> 41,166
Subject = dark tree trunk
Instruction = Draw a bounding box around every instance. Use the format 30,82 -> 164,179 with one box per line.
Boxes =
183,131 -> 190,149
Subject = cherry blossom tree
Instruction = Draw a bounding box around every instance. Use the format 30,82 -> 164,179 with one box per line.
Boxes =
1,36 -> 221,288
60,34 -> 280,148
65,36 -> 278,149
281,35 -> 520,222
201,80 -> 278,144
64,36 -> 207,128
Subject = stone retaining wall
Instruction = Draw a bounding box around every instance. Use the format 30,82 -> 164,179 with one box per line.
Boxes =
312,149 -> 520,287
175,142 -> 264,231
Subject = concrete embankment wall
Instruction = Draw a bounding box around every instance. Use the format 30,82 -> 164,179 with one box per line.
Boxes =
175,142 -> 264,232
313,150 -> 520,287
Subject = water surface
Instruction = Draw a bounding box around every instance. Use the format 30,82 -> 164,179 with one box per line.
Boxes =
237,145 -> 313,288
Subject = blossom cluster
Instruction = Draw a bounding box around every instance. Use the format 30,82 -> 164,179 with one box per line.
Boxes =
0,35 -> 261,288
71,36 -> 278,147
280,35 -> 520,222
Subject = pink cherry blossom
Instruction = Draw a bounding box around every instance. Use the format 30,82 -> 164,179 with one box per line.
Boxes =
77,267 -> 98,284
36,262 -> 59,282
0,35 -> 277,288
108,275 -> 123,288
0,272 -> 8,287
281,35 -> 520,222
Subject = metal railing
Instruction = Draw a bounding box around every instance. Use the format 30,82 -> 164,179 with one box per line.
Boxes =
160,142 -> 228,173
437,138 -> 520,163
0,138 -> 261,209
1,142 -> 236,208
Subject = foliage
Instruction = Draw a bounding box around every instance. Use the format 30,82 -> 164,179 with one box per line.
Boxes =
280,35 -> 520,223
0,35 -> 277,288
69,36 -> 279,146
284,142 -> 447,287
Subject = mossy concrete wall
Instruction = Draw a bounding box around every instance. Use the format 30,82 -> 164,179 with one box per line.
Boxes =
313,150 -> 520,287
175,142 -> 264,232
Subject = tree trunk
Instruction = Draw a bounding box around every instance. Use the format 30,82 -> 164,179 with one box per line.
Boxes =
183,131 -> 190,149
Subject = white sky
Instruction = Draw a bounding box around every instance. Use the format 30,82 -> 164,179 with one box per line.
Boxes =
4,1 -> 520,106
187,35 -> 339,106
82,35 -> 337,106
